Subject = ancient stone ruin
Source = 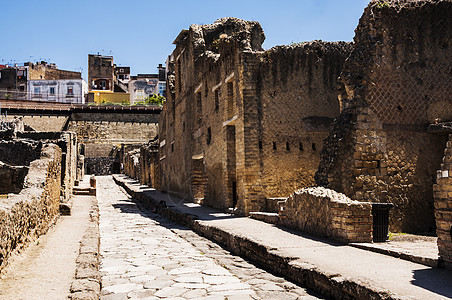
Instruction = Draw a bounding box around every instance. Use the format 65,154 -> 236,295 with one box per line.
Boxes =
157,17 -> 352,214
122,0 -> 452,266
0,122 -> 80,272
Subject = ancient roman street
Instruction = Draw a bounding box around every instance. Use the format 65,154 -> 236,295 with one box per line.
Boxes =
97,176 -> 317,299
1,1 -> 452,299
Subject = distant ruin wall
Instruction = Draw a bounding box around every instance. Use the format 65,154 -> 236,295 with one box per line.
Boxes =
67,112 -> 158,175
316,0 -> 452,233
279,187 -> 373,243
0,144 -> 62,273
85,157 -> 118,175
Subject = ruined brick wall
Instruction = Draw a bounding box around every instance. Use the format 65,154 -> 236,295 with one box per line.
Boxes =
279,187 -> 373,243
7,114 -> 68,132
160,18 -> 266,211
137,142 -> 160,189
160,18 -> 353,214
0,143 -> 62,273
316,0 -> 452,233
257,42 -> 352,199
17,131 -> 78,203
434,133 -> 452,269
123,148 -> 140,180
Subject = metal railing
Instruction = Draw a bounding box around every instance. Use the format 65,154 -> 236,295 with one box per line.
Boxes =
0,89 -> 84,104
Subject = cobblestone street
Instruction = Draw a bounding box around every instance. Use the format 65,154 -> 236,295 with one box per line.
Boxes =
98,176 -> 319,299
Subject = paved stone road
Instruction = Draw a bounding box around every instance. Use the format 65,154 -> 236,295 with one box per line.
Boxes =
98,176 -> 320,299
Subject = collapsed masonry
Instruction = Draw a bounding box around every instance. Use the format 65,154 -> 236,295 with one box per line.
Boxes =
0,122 -> 81,272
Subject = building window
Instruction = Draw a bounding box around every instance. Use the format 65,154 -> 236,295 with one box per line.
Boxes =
299,142 -> 304,151
49,87 -> 55,95
34,87 -> 41,97
158,82 -> 166,96
136,90 -> 145,101
273,142 -> 277,150
214,89 -> 219,111
259,141 -> 263,149
197,92 -> 202,123
206,127 -> 212,145
227,81 -> 234,119
67,86 -> 74,96
100,80 -> 106,89
94,58 -> 99,65
286,142 -> 290,151
312,143 -> 316,151
177,60 -> 182,93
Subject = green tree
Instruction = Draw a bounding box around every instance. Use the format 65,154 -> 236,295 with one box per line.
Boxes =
145,94 -> 165,106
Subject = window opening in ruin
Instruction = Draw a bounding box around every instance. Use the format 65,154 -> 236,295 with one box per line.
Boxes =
312,143 -> 316,151
286,142 -> 290,151
299,142 -> 303,151
171,143 -> 174,152
259,140 -> 263,150
273,142 -> 277,150
227,81 -> 234,119
183,122 -> 185,132
207,127 -> 212,145
197,92 -> 202,123
227,125 -> 237,208
232,181 -> 237,208
214,89 -> 219,111
177,60 -> 182,93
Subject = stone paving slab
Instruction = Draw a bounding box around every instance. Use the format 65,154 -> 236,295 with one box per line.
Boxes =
113,174 -> 452,300
99,176 -> 318,299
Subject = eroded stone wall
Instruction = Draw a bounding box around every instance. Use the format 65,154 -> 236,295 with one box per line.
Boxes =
160,18 -> 352,214
316,0 -> 452,233
279,187 -> 373,243
258,42 -> 352,198
0,143 -> 62,272
434,133 -> 452,269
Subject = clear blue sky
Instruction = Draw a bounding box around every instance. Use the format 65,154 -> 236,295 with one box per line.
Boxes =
0,0 -> 370,80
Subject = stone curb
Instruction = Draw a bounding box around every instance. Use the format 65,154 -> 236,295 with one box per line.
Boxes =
349,243 -> 439,268
113,176 -> 396,300
69,196 -> 100,300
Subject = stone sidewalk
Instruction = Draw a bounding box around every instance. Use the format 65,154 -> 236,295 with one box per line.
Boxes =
98,176 -> 318,299
113,174 -> 452,300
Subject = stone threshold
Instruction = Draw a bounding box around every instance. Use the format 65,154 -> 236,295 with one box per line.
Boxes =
113,175 -> 403,300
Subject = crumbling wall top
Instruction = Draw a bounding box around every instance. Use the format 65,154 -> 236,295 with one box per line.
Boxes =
185,17 -> 265,58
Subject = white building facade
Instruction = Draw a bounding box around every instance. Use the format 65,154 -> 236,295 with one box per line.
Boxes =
28,79 -> 88,104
